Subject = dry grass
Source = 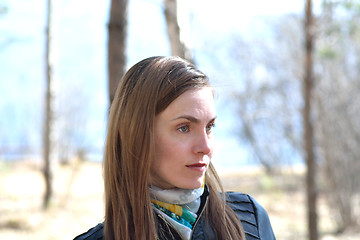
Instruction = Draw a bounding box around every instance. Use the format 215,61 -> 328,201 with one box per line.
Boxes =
0,161 -> 359,240
0,160 -> 104,240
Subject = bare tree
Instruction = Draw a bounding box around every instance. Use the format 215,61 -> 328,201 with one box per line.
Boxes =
314,0 -> 360,231
108,0 -> 128,105
227,15 -> 304,173
163,0 -> 193,63
304,0 -> 318,239
43,0 -> 54,209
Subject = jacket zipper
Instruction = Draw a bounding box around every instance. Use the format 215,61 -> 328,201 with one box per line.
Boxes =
189,196 -> 208,240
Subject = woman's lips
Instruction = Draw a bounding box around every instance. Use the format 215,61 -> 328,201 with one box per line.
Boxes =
186,163 -> 207,172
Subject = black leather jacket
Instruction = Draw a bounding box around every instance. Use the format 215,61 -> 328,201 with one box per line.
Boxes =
73,190 -> 276,240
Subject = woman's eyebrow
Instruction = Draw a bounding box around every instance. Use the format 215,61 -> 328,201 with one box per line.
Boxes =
171,115 -> 217,123
171,115 -> 200,123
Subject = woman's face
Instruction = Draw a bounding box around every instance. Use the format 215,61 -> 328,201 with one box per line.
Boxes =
151,87 -> 216,189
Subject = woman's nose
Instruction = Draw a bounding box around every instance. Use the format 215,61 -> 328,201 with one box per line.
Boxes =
194,131 -> 213,155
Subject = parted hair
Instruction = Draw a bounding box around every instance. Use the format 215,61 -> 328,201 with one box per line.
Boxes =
103,56 -> 245,239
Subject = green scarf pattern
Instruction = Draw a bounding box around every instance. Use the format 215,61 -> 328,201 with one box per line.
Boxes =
151,199 -> 197,229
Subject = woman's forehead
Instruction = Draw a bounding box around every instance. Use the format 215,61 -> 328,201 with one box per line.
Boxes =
158,87 -> 216,121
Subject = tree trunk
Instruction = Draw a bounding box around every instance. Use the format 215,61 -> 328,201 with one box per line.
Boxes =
163,0 -> 193,63
108,0 -> 128,105
304,0 -> 318,239
43,0 -> 53,209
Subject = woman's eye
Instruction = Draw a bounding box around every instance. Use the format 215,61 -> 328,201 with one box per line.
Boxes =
206,122 -> 215,133
178,125 -> 190,133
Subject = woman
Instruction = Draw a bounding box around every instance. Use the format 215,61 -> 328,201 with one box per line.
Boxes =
74,56 -> 276,240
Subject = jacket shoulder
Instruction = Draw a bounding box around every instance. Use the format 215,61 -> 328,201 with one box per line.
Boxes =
225,192 -> 276,240
73,222 -> 104,240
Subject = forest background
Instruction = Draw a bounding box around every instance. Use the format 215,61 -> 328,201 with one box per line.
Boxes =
1,0 -> 360,239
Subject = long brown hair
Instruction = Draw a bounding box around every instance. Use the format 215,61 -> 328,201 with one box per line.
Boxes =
103,56 -> 244,239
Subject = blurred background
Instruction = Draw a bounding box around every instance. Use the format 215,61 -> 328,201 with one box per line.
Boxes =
1,0 -> 360,239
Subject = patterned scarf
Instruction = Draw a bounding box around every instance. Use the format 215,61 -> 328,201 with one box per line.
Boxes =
149,184 -> 204,240
151,199 -> 197,229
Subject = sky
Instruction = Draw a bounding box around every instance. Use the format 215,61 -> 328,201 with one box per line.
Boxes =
0,0 -> 309,171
